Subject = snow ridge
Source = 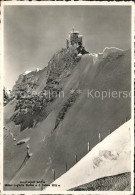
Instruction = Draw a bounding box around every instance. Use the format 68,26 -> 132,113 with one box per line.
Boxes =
23,71 -> 32,75
23,68 -> 41,75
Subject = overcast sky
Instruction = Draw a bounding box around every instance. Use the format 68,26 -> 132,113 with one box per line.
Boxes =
4,5 -> 131,89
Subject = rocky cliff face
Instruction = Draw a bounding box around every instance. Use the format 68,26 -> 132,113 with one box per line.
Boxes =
10,47 -> 81,131
12,67 -> 48,95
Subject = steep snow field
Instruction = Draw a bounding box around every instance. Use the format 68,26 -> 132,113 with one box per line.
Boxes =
44,120 -> 131,191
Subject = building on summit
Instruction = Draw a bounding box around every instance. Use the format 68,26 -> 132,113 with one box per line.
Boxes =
66,28 -> 83,48
66,28 -> 89,55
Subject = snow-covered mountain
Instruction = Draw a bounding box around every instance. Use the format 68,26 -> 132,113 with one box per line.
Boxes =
4,46 -> 131,190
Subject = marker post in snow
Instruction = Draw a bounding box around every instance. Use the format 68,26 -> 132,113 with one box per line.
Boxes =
99,132 -> 102,142
41,179 -> 43,191
75,154 -> 78,163
65,163 -> 68,172
52,169 -> 55,181
87,141 -> 90,152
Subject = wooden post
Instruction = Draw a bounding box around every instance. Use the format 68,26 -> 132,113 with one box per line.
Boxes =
99,132 -> 102,142
75,154 -> 78,163
52,169 -> 55,181
109,129 -> 111,134
41,179 -> 43,191
66,163 -> 68,172
88,141 -> 90,152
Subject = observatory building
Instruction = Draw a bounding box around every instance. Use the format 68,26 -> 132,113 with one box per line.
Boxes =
66,28 -> 83,48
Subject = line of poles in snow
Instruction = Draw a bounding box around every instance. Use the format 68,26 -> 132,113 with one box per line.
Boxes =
42,117 -> 129,189
50,129 -> 112,184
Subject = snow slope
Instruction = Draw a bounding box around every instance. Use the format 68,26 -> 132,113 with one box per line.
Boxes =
44,120 -> 131,191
